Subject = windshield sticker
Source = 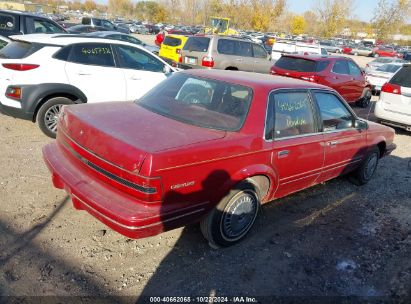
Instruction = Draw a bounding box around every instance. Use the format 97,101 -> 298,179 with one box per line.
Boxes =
81,47 -> 111,55
277,99 -> 307,112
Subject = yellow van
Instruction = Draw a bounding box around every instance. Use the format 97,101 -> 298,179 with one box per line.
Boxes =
159,34 -> 189,65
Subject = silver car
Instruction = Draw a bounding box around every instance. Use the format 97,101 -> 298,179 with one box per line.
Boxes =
366,63 -> 403,93
179,35 -> 274,74
365,57 -> 405,74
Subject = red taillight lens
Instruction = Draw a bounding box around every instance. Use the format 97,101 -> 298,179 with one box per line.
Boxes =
6,86 -> 22,99
202,56 -> 214,67
2,64 -> 39,71
178,55 -> 182,63
381,82 -> 401,95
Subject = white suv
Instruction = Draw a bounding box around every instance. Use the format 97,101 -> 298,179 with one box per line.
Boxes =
375,64 -> 411,132
0,34 -> 175,137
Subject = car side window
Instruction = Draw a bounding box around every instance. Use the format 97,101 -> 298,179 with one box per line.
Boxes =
265,91 -> 317,140
114,44 -> 164,72
236,41 -> 253,57
348,61 -> 361,76
26,17 -> 65,34
217,39 -> 236,55
332,60 -> 349,75
102,20 -> 114,29
69,43 -> 115,67
314,92 -> 354,131
252,44 -> 267,58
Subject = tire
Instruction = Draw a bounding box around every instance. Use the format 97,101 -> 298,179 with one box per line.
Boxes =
37,97 -> 74,138
349,147 -> 380,186
200,181 -> 260,248
356,88 -> 372,108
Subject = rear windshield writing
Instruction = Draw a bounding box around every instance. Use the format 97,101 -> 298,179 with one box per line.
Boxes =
390,66 -> 411,87
163,37 -> 182,47
81,47 -> 111,55
183,37 -> 210,52
0,14 -> 15,31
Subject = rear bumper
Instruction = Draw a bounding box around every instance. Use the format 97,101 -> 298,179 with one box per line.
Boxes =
42,142 -> 206,239
375,101 -> 411,129
0,102 -> 33,120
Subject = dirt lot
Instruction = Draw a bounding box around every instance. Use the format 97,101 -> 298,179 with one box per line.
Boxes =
0,43 -> 410,303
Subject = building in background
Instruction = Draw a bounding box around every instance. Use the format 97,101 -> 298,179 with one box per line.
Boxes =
0,1 -> 54,14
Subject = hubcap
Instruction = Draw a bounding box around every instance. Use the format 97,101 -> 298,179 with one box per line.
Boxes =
221,190 -> 258,241
44,104 -> 63,133
364,153 -> 378,180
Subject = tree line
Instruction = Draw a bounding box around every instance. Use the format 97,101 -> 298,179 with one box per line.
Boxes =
42,0 -> 411,40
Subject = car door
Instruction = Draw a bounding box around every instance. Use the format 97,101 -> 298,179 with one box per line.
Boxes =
347,60 -> 365,101
251,43 -> 271,73
312,91 -> 367,182
113,44 -> 169,100
265,90 -> 324,199
233,41 -> 254,72
329,59 -> 354,102
64,43 -> 126,102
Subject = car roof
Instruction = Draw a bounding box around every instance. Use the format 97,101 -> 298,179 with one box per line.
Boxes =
0,9 -> 50,18
281,54 -> 344,61
85,31 -> 127,37
8,33 -> 140,48
183,69 -> 332,92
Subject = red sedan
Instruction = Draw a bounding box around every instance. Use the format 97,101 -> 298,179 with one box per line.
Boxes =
373,47 -> 400,58
43,70 -> 396,247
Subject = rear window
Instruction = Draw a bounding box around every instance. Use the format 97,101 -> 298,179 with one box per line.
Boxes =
163,36 -> 182,47
376,64 -> 402,73
137,73 -> 253,131
275,56 -> 329,72
0,41 -> 43,59
390,66 -> 411,88
183,37 -> 210,52
0,13 -> 16,31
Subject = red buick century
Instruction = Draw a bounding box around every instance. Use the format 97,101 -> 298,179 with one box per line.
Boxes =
43,70 -> 396,247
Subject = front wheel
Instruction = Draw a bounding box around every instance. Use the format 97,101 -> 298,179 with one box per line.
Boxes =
37,97 -> 74,138
349,147 -> 380,185
200,182 -> 260,248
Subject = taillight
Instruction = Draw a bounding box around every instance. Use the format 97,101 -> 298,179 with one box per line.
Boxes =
178,54 -> 182,63
202,56 -> 214,67
2,64 -> 39,71
270,66 -> 276,75
381,82 -> 401,95
6,86 -> 22,99
176,49 -> 181,54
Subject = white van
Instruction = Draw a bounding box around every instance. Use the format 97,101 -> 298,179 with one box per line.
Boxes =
271,40 -> 322,60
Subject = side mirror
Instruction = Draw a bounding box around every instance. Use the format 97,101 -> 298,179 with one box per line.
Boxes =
355,119 -> 368,131
163,65 -> 173,75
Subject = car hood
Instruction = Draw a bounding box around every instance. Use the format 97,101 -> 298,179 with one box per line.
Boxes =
58,102 -> 226,172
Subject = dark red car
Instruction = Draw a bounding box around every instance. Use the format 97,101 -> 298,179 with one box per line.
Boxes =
373,47 -> 400,58
270,54 -> 372,107
43,70 -> 396,247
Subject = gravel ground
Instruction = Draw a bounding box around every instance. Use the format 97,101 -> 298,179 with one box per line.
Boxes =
0,41 -> 410,303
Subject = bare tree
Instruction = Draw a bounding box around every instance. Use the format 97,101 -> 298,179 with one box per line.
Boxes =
315,0 -> 354,38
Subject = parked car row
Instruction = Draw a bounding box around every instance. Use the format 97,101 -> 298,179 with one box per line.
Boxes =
0,34 -> 175,137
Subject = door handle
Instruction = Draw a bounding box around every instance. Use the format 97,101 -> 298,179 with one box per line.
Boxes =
235,58 -> 243,61
329,141 -> 338,146
278,150 -> 289,158
130,76 -> 142,80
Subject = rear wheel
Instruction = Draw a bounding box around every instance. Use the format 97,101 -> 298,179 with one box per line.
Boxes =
349,147 -> 380,185
37,97 -> 74,138
200,181 -> 260,248
356,88 -> 372,108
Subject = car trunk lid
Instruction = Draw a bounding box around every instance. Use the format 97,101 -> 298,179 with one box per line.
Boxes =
59,102 -> 226,173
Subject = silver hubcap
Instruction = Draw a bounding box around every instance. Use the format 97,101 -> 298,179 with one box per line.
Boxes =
221,190 -> 258,241
364,154 -> 378,180
44,104 -> 63,133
